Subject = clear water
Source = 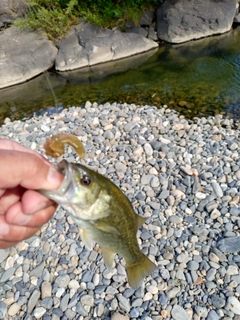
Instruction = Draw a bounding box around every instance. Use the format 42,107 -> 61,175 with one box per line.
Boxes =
0,26 -> 240,123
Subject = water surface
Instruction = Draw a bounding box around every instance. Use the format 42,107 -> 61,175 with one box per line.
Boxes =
0,27 -> 240,122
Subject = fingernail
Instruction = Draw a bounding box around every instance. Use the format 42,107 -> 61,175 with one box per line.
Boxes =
47,167 -> 63,188
0,222 -> 9,238
12,214 -> 31,226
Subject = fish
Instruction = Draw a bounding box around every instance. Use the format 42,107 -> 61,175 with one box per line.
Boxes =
39,160 -> 157,288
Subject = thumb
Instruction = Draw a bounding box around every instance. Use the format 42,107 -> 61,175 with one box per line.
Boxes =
0,150 -> 63,190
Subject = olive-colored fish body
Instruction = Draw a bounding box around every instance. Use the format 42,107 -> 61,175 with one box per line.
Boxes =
39,160 -> 156,289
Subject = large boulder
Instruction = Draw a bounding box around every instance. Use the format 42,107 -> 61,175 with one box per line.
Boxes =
0,0 -> 28,28
156,0 -> 237,43
234,2 -> 240,23
55,22 -> 158,71
0,27 -> 58,89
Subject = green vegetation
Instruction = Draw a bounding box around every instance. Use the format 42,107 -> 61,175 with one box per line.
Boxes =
14,0 -> 164,41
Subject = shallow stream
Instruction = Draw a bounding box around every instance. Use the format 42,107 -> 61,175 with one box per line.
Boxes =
0,27 -> 240,123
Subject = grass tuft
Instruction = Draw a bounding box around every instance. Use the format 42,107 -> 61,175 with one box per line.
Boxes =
14,0 -> 164,41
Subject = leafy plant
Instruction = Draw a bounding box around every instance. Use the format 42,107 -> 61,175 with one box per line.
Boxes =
14,0 -> 164,41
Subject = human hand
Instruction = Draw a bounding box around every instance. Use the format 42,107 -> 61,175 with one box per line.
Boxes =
0,139 -> 63,249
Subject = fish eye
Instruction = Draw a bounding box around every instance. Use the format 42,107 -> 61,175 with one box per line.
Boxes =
81,175 -> 91,186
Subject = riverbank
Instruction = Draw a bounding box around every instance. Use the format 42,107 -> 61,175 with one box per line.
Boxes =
0,102 -> 240,319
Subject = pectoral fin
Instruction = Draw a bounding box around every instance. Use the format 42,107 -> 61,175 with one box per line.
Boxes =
101,247 -> 115,270
94,221 -> 120,235
80,229 -> 93,249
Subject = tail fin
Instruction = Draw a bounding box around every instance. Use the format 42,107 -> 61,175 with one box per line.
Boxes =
126,254 -> 157,289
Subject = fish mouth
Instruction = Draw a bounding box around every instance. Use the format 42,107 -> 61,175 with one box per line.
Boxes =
39,160 -> 76,204
56,160 -> 76,202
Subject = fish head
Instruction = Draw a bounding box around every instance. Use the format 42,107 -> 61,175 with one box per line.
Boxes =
39,160 -> 111,221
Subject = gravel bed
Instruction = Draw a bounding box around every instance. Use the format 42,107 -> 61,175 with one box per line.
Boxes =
0,101 -> 240,320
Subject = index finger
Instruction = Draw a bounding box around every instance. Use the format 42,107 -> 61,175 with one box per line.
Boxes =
0,150 -> 63,190
0,139 -> 49,164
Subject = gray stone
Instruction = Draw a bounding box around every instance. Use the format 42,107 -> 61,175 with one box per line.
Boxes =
33,307 -> 46,318
206,268 -> 217,282
227,265 -> 238,275
0,0 -> 28,26
187,261 -> 199,271
195,306 -> 208,318
132,298 -> 143,307
55,22 -> 158,71
227,296 -> 240,315
172,305 -> 191,320
76,302 -> 88,316
150,176 -> 160,188
176,270 -> 185,281
28,289 -> 41,313
156,0 -> 236,43
159,293 -> 168,305
0,249 -> 9,263
210,294 -> 225,308
0,267 -> 15,282
55,274 -> 70,288
0,26 -> 57,89
0,301 -> 7,319
169,215 -> 182,224
140,9 -> 155,27
141,174 -> 154,185
150,141 -> 163,151
217,237 -> 240,253
228,140 -> 238,150
80,294 -> 94,307
111,313 -> 129,320
30,261 -> 45,278
124,121 -> 138,132
130,307 -> 140,318
212,247 -> 227,262
167,287 -> 180,300
40,124 -> 50,132
159,189 -> 169,199
41,297 -> 53,309
127,26 -> 148,38
206,310 -> 220,320
212,181 -> 224,198
60,293 -> 70,312
177,253 -> 190,264
147,26 -> 158,41
117,294 -> 130,313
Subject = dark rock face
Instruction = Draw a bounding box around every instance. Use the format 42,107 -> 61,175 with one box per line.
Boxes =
156,0 -> 237,43
139,9 -> 155,27
0,0 -> 28,28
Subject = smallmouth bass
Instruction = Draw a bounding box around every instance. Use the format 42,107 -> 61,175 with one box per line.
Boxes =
39,160 -> 156,288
